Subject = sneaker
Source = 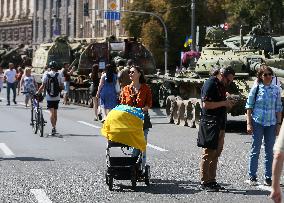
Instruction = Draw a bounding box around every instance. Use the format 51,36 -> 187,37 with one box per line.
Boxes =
264,178 -> 272,186
211,182 -> 225,190
248,177 -> 258,186
13,100 -> 17,104
51,128 -> 56,135
200,183 -> 219,192
98,113 -> 102,121
6,102 -> 10,106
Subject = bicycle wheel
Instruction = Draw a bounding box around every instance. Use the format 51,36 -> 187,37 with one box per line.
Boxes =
32,109 -> 39,134
30,104 -> 34,126
39,109 -> 44,137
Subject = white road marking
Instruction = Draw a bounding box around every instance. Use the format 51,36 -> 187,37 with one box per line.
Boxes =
147,144 -> 168,152
77,121 -> 168,152
0,143 -> 15,156
30,189 -> 52,203
77,121 -> 101,129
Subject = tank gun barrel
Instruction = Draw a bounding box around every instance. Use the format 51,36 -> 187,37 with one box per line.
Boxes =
249,61 -> 284,77
1,44 -> 24,59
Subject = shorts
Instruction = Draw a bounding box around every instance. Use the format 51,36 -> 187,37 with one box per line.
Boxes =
64,81 -> 70,94
47,100 -> 60,109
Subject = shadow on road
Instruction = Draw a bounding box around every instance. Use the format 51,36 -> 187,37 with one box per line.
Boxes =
151,108 -> 166,117
115,179 -> 201,194
0,157 -> 54,161
59,134 -> 100,137
114,179 -> 271,196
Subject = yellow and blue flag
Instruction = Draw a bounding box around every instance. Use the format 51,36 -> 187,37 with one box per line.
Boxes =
101,105 -> 146,151
184,35 -> 192,47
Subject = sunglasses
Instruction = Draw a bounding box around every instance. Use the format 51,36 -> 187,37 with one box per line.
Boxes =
129,71 -> 135,74
263,73 -> 272,77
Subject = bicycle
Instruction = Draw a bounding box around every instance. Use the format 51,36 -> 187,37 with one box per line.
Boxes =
22,91 -> 46,137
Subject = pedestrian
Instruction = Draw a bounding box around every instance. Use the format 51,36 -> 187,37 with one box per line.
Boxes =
15,66 -> 24,95
246,64 -> 282,186
37,61 -> 64,135
4,62 -> 17,105
20,67 -> 38,107
198,66 -> 236,191
120,65 -> 152,172
270,123 -> 284,203
90,64 -> 101,121
0,65 -> 4,102
118,59 -> 132,89
96,64 -> 118,121
60,62 -> 75,105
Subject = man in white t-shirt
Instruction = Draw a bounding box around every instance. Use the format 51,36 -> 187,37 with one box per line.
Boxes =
37,61 -> 64,135
0,65 -> 4,102
4,63 -> 17,105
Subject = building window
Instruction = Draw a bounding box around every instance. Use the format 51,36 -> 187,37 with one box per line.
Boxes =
51,19 -> 54,38
35,0 -> 39,10
43,0 -> 46,10
51,1 -> 54,9
57,0 -> 62,8
35,20 -> 39,41
67,0 -> 70,7
67,18 -> 71,36
43,20 -> 47,39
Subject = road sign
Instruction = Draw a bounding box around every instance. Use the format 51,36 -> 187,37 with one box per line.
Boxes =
104,11 -> 120,20
109,2 -> 117,10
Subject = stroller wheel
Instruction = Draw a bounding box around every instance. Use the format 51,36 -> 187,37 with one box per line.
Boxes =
108,176 -> 113,191
131,167 -> 137,189
145,165 -> 151,186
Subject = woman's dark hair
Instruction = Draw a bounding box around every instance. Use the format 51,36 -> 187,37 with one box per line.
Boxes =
91,64 -> 99,81
132,65 -> 146,84
257,64 -> 273,83
105,64 -> 114,83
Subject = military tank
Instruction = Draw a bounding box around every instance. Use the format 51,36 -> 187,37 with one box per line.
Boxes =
0,44 -> 24,68
161,21 -> 284,128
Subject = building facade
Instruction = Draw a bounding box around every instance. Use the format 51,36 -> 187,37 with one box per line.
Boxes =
0,0 -> 33,47
33,0 -> 128,45
33,0 -> 77,46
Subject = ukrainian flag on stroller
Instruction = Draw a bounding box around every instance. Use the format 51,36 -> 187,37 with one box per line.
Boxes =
101,105 -> 146,151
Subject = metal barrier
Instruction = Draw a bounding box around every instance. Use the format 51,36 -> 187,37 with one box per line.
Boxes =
69,87 -> 92,107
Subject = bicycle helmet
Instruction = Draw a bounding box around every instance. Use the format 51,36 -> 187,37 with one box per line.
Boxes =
48,61 -> 59,70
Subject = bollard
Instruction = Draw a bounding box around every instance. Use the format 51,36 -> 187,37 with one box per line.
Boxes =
166,95 -> 176,123
172,96 -> 182,125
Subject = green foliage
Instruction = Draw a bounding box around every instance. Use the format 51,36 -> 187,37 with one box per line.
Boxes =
123,0 -> 284,69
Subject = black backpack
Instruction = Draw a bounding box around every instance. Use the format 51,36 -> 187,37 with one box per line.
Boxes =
46,73 -> 60,97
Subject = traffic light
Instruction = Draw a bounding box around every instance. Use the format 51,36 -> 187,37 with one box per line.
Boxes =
83,2 -> 89,16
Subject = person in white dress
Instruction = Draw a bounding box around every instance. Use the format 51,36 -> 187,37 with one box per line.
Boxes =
20,67 -> 38,107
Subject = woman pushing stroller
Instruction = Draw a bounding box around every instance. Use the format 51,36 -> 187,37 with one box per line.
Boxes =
119,65 -> 152,172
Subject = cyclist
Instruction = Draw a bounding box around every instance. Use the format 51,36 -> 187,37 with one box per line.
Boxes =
37,61 -> 64,135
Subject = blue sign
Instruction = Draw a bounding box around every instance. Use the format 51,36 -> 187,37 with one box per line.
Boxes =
104,11 -> 120,20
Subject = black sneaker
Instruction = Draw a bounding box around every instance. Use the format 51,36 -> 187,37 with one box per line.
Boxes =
6,102 -> 10,106
264,178 -> 272,186
51,128 -> 56,135
13,100 -> 17,104
98,113 -> 102,121
248,177 -> 258,186
200,183 -> 219,192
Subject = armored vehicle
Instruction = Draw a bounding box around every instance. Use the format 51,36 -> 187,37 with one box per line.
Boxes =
157,23 -> 284,128
32,36 -> 72,75
0,44 -> 24,68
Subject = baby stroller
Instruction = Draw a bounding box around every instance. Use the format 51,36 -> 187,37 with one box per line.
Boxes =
105,140 -> 150,190
101,105 -> 151,190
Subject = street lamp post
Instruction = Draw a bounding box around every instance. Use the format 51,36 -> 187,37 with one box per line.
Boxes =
89,8 -> 168,74
191,0 -> 196,51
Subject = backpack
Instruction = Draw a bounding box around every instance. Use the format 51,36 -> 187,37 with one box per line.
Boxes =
46,73 -> 60,97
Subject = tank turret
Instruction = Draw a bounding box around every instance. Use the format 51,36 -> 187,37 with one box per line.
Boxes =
0,44 -> 24,67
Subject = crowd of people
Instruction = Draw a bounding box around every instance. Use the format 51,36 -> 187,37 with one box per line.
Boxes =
3,59 -> 284,202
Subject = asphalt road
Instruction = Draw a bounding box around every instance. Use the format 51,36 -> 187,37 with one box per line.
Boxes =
0,89 -> 280,203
